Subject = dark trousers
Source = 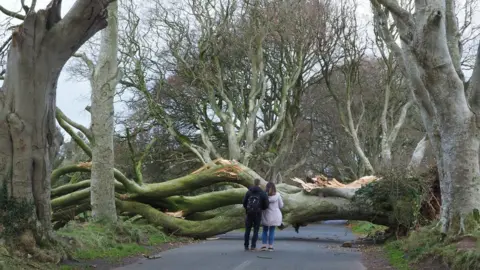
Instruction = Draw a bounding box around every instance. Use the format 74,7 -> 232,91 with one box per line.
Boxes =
244,213 -> 261,248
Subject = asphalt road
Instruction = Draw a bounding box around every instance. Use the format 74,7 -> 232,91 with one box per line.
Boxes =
115,222 -> 366,270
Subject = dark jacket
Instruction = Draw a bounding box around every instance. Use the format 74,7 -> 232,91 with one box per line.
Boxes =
242,186 -> 269,213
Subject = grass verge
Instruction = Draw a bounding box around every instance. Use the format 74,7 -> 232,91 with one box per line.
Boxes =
0,221 -> 191,270
384,241 -> 410,270
383,224 -> 480,270
0,246 -> 59,270
349,221 -> 387,237
56,221 -> 186,262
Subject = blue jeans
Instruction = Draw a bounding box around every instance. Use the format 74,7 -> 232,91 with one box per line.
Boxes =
262,226 -> 276,245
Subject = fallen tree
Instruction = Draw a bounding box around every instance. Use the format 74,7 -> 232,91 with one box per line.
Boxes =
51,159 -> 393,238
50,111 -> 441,239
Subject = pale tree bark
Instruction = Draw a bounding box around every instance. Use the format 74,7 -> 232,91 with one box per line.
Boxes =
372,0 -> 480,234
0,0 -> 112,241
89,1 -> 120,223
407,135 -> 429,172
374,29 -> 413,169
69,1 -> 120,222
379,95 -> 413,169
346,97 -> 375,174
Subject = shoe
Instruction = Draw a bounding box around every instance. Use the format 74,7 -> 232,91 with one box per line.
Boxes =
244,247 -> 249,251
260,246 -> 267,251
250,247 -> 257,251
268,247 -> 274,251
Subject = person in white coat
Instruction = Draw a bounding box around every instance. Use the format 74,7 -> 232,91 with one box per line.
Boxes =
260,182 -> 284,251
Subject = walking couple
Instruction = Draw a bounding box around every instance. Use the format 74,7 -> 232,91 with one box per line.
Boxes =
242,179 -> 284,251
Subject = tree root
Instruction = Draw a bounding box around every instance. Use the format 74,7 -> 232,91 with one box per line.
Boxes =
3,230 -> 71,264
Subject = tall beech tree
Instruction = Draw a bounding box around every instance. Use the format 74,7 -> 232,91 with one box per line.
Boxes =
0,0 -> 113,241
371,0 -> 480,234
73,1 -> 120,223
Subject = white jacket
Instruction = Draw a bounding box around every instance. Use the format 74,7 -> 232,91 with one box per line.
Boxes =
261,193 -> 284,226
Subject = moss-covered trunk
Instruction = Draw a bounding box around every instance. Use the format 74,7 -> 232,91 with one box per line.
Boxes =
50,158 -> 396,238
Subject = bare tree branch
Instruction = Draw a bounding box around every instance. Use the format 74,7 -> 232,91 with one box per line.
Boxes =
445,0 -> 465,83
56,110 -> 92,158
373,0 -> 413,29
72,52 -> 95,76
371,2 -> 434,117
386,100 -> 413,145
0,5 -> 25,20
468,43 -> 480,120
56,107 -> 93,141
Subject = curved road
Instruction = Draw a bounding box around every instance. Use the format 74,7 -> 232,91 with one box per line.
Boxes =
115,222 -> 366,270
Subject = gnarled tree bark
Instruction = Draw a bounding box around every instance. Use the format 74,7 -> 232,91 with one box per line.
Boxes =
0,0 -> 113,241
372,0 -> 480,234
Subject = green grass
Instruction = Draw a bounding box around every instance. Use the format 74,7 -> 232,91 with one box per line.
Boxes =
384,241 -> 411,270
350,220 -> 480,270
382,224 -> 480,270
57,221 -> 180,261
0,221 -> 189,270
349,221 -> 388,236
349,221 -> 410,269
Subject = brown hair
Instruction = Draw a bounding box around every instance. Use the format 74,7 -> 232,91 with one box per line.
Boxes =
266,182 -> 276,196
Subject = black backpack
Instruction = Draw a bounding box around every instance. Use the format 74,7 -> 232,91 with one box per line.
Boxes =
246,193 -> 262,214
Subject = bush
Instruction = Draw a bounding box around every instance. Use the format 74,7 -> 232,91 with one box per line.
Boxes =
353,168 -> 432,230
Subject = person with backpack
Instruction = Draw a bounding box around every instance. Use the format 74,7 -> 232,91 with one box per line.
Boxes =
242,178 -> 269,251
260,182 -> 284,251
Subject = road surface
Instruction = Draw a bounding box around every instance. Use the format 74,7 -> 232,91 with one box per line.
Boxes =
115,222 -> 366,270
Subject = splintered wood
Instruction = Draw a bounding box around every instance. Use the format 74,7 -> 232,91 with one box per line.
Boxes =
78,161 -> 92,168
214,165 -> 240,179
165,210 -> 185,219
291,174 -> 379,192
191,158 -> 236,174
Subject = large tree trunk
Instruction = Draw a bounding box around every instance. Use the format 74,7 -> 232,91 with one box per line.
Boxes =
0,0 -> 112,242
372,0 -> 480,234
90,0 -> 119,223
438,108 -> 480,233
